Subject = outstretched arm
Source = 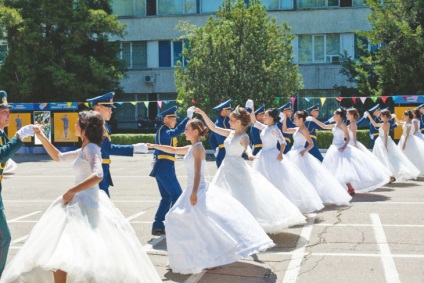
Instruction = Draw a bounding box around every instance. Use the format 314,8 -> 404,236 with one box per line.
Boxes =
147,143 -> 191,155
195,108 -> 231,137
33,125 -> 61,161
338,123 -> 350,152
312,117 -> 336,130
282,115 -> 297,134
240,135 -> 254,160
367,113 -> 384,128
299,128 -> 314,156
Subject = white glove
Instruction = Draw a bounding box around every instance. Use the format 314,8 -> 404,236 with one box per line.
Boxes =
306,116 -> 313,121
327,117 -> 335,123
279,112 -> 285,121
133,143 -> 148,153
16,124 -> 35,139
187,106 -> 195,119
214,147 -> 219,157
363,111 -> 369,118
245,99 -> 253,109
391,114 -> 396,119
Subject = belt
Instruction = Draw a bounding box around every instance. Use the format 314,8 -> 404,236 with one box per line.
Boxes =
310,135 -> 317,139
102,159 -> 111,164
284,138 -> 291,142
0,175 -> 3,182
157,155 -> 176,162
372,133 -> 379,136
218,144 -> 225,148
253,144 -> 262,148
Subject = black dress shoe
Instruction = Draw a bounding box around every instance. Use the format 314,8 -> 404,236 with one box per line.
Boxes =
152,228 -> 165,236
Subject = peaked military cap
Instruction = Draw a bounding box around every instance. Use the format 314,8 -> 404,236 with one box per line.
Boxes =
306,103 -> 320,112
0,90 -> 12,109
277,102 -> 292,111
86,92 -> 116,108
213,99 -> 233,111
254,105 -> 265,115
368,104 -> 380,113
157,105 -> 178,120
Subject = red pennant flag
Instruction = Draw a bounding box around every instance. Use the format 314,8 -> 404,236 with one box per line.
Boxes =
403,96 -> 408,100
381,96 -> 388,103
352,97 -> 357,103
336,97 -> 343,102
191,98 -> 197,105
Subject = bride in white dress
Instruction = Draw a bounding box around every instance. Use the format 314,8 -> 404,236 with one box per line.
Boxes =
346,108 -> 393,185
397,110 -> 424,175
248,103 -> 324,214
412,109 -> 424,141
1,111 -> 162,283
311,108 -> 390,195
367,109 -> 420,181
147,119 -> 274,274
284,111 -> 351,205
195,107 -> 305,234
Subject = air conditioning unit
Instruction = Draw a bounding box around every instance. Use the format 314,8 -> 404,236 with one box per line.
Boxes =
330,55 -> 340,64
144,75 -> 155,83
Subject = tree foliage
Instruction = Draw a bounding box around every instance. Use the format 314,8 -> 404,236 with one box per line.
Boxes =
0,0 -> 126,102
175,0 -> 302,112
339,0 -> 424,96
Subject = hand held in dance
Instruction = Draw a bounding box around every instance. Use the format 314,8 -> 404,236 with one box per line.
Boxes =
16,124 -> 35,140
300,149 -> 307,156
133,143 -> 148,153
62,190 -> 75,204
277,152 -> 283,161
245,99 -> 253,109
33,125 -> 45,138
190,192 -> 197,206
146,143 -> 156,149
338,146 -> 345,152
187,106 -> 195,119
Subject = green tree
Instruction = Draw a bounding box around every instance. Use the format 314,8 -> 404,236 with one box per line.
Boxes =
339,0 -> 424,96
175,0 -> 302,112
0,0 -> 125,102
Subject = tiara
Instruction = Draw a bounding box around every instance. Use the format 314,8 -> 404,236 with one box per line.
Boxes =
233,105 -> 241,116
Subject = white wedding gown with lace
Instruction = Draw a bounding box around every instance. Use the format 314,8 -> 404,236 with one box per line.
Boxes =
1,143 -> 161,283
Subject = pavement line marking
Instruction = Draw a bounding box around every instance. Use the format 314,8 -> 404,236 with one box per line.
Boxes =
7,211 -> 42,223
370,213 -> 400,283
282,213 -> 316,283
143,235 -> 166,251
130,221 -> 153,224
3,200 -> 159,203
316,223 -> 424,228
184,271 -> 207,283
311,252 -> 424,258
125,211 -> 146,222
11,235 -> 29,245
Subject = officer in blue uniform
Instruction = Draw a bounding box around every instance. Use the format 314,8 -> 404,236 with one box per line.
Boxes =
0,91 -> 33,276
364,104 -> 397,149
250,105 -> 265,155
417,104 -> 424,134
304,103 -> 324,162
277,102 -> 294,154
87,92 -> 145,197
150,106 -> 189,235
208,99 -> 232,168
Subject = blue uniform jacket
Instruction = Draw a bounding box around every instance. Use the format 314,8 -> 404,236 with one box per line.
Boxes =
101,122 -> 134,187
150,118 -> 189,177
250,126 -> 262,153
421,116 -> 424,133
208,116 -> 230,149
276,118 -> 295,151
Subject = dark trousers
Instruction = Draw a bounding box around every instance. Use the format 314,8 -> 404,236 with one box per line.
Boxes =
306,139 -> 323,162
0,209 -> 11,277
216,148 -> 226,168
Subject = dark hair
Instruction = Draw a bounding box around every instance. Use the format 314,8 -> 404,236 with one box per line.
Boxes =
334,108 -> 347,119
231,106 -> 251,127
403,110 -> 413,120
266,108 -> 280,123
295,110 -> 308,122
78,110 -> 104,146
380,109 -> 391,119
347,108 -> 359,120
413,108 -> 421,119
188,118 -> 209,137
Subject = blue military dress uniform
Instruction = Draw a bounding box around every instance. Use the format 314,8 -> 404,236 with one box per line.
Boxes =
364,105 -> 397,149
277,102 -> 294,154
418,104 -> 424,134
87,92 -> 134,197
304,104 -> 324,162
150,106 -> 188,234
250,105 -> 265,155
0,91 -> 24,276
208,99 -> 232,168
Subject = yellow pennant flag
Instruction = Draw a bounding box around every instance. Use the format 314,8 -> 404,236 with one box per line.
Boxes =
177,99 -> 183,104
67,102 -> 72,108
130,101 -> 137,106
84,102 -> 90,108
320,97 -> 326,106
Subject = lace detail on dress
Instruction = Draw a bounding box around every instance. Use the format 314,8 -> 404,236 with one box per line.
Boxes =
402,123 -> 413,137
58,149 -> 80,161
254,121 -> 267,131
270,127 -> 285,145
81,143 -> 103,178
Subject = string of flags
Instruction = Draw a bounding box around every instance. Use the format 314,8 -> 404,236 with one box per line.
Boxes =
275,95 -> 424,106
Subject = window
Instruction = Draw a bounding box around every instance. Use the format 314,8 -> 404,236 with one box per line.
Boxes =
298,0 -> 341,8
298,90 -> 340,119
298,34 -> 341,64
159,40 -> 188,68
111,0 -> 145,17
263,0 -> 294,10
158,0 -> 197,15
119,41 -> 147,69
0,45 -> 7,63
353,0 -> 366,6
146,0 -> 156,16
201,0 -> 222,13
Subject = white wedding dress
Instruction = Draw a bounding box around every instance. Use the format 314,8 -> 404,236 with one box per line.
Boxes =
373,127 -> 420,181
165,142 -> 274,274
251,122 -> 323,213
323,126 -> 390,192
1,143 -> 162,283
397,122 -> 424,176
412,118 -> 424,140
286,130 -> 351,205
212,131 -> 306,234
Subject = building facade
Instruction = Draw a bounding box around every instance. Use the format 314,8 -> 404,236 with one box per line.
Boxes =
113,0 -> 372,127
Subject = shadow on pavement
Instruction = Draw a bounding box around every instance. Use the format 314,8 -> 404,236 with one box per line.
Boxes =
351,193 -> 391,202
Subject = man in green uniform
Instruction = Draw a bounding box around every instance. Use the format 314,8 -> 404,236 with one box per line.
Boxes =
0,90 -> 34,276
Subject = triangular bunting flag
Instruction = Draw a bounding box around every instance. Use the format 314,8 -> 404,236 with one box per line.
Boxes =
320,97 -> 326,106
371,96 -> 378,103
163,100 -> 170,104
403,96 -> 408,100
177,99 -> 183,104
130,102 -> 137,106
304,97 -> 311,102
392,96 -> 399,102
352,97 -> 357,103
290,97 -> 296,105
412,95 -> 418,102
144,101 -> 149,108
157,101 -> 163,108
116,102 -> 123,105
381,96 -> 388,103
336,97 -> 343,102
67,102 -> 72,108
360,97 -> 367,104
84,102 -> 90,108
275,97 -> 281,104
